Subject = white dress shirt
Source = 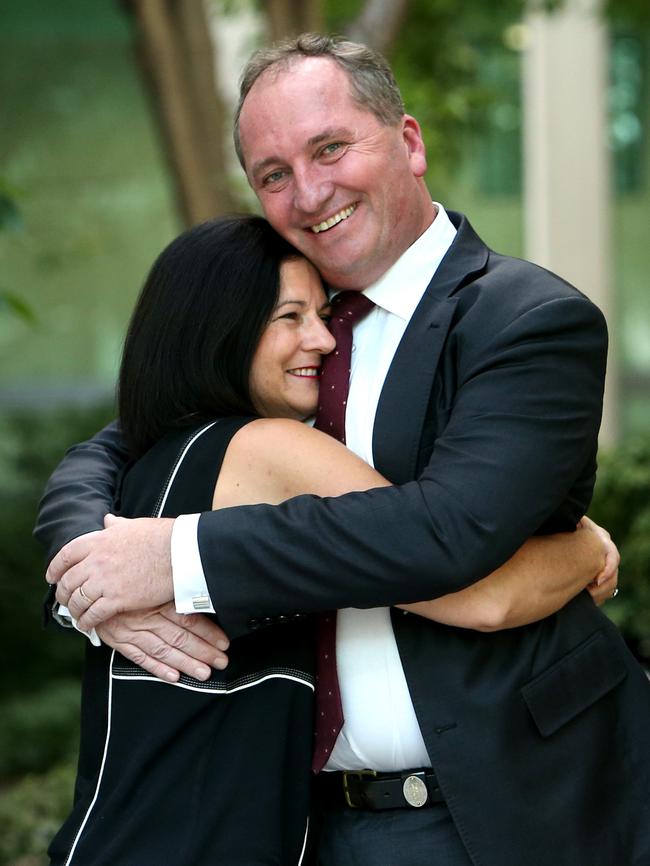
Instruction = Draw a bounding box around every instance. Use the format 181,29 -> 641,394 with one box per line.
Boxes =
172,204 -> 457,771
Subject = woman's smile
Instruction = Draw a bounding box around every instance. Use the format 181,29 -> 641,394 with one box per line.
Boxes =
249,257 -> 335,420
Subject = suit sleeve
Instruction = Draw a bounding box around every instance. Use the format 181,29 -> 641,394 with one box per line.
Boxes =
33,421 -> 129,564
196,284 -> 608,640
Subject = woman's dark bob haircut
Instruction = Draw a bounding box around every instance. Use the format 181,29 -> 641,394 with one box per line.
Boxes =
118,216 -> 301,458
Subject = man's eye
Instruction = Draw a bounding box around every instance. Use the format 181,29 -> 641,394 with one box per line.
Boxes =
263,169 -> 285,186
322,142 -> 342,156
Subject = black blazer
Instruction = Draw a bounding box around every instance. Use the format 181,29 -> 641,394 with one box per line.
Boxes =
35,213 -> 650,866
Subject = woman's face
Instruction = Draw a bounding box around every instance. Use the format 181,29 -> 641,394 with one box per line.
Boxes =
249,257 -> 335,420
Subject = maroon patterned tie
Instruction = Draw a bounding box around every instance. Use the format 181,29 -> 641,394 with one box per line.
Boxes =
312,290 -> 375,773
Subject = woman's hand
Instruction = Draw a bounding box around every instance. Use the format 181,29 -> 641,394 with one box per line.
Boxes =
581,516 -> 619,606
398,516 -> 617,631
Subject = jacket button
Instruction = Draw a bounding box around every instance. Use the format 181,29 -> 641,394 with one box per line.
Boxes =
248,618 -> 260,630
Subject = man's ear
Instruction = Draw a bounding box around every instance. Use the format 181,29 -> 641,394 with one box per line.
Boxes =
402,115 -> 428,178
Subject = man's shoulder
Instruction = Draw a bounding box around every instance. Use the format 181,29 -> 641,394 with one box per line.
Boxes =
445,210 -> 599,313
457,247 -> 604,328
441,244 -> 607,367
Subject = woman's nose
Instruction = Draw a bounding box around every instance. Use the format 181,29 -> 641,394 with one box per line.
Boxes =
305,317 -> 336,354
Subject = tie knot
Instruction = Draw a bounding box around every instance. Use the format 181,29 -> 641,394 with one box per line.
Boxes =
330,291 -> 375,328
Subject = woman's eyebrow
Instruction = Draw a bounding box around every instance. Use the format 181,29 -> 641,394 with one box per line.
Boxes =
274,299 -> 306,310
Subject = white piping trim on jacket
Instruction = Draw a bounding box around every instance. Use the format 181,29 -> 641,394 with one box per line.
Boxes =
298,815 -> 310,865
110,671 -> 316,693
64,428 -> 219,863
65,422 -> 313,862
154,421 -> 217,517
64,649 -> 116,865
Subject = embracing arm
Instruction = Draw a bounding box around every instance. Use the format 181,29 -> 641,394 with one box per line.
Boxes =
34,421 -> 128,563
46,281 -> 610,638
212,419 -> 611,631
193,290 -> 609,637
36,421 -> 231,683
398,518 -> 614,631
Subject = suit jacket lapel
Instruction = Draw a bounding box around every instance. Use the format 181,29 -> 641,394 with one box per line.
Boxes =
372,212 -> 489,484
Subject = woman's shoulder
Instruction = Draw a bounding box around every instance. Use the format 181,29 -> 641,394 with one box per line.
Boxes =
214,417 -> 386,508
119,416 -> 257,517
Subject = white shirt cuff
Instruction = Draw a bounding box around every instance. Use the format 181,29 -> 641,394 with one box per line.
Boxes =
53,603 -> 101,647
172,513 -> 215,614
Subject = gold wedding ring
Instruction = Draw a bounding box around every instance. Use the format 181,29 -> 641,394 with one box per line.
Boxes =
79,585 -> 95,605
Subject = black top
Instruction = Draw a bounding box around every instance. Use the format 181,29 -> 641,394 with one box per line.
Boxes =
49,419 -> 316,866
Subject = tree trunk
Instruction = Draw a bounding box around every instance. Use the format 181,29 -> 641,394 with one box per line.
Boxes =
345,0 -> 411,54
129,0 -> 239,226
266,0 -> 324,41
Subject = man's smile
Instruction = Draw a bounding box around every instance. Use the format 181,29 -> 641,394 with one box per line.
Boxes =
310,203 -> 357,234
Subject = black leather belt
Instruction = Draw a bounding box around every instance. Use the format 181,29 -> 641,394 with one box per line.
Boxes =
316,768 -> 445,811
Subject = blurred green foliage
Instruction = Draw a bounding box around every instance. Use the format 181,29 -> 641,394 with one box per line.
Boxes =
0,682 -> 80,779
590,440 -> 650,659
0,761 -> 76,866
0,405 -> 112,865
0,403 -> 113,699
0,177 -> 37,324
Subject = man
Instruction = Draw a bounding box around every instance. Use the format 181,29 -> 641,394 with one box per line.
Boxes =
38,34 -> 649,866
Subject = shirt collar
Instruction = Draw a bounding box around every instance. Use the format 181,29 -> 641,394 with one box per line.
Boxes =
359,203 -> 457,321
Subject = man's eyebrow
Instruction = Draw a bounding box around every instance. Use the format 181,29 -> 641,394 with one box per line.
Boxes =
250,156 -> 282,180
308,127 -> 350,147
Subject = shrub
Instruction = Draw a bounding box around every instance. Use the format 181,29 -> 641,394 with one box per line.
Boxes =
0,681 -> 80,778
0,403 -> 113,699
590,439 -> 650,661
0,760 -> 76,866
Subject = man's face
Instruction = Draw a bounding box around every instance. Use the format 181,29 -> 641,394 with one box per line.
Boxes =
238,57 -> 433,290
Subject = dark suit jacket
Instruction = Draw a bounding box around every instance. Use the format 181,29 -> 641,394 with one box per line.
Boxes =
35,212 -> 650,866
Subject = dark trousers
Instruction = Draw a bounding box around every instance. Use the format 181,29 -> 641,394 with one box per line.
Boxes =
317,802 -> 475,866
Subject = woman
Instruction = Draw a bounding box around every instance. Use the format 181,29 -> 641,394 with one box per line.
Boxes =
49,217 -> 610,866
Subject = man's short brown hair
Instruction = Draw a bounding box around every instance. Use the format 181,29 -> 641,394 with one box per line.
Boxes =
233,33 -> 405,168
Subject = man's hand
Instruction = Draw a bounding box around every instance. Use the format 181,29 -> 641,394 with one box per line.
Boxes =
46,514 -> 176,630
96,603 -> 229,682
582,516 -> 620,606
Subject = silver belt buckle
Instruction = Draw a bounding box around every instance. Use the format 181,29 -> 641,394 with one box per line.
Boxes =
402,773 -> 428,808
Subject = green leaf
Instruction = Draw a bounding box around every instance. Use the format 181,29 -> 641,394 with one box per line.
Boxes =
0,194 -> 23,232
0,290 -> 37,324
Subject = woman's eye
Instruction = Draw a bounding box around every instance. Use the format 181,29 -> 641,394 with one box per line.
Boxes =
279,312 -> 298,321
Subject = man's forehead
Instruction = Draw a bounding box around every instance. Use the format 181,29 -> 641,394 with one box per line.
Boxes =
241,55 -> 352,121
251,54 -> 341,89
239,61 -> 359,168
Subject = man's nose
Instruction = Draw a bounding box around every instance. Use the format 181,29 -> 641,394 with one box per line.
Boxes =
293,165 -> 334,216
